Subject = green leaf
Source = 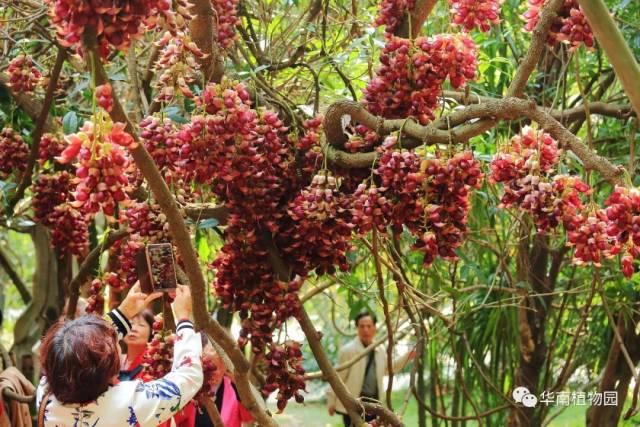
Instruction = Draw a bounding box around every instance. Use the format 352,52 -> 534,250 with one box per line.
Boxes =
196,229 -> 211,261
197,218 -> 219,229
62,111 -> 79,135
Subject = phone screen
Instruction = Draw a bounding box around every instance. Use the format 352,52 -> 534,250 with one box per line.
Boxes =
146,243 -> 178,291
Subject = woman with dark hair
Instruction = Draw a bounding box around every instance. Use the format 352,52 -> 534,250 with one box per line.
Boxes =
119,309 -> 155,381
36,283 -> 203,426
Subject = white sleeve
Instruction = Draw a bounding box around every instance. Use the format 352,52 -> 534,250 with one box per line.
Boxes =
127,321 -> 203,427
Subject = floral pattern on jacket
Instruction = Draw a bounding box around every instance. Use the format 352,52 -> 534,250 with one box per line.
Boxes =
36,311 -> 203,427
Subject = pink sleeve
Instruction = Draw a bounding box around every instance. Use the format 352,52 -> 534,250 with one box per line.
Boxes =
238,403 -> 253,423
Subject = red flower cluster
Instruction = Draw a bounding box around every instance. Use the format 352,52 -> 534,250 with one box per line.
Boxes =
95,84 -> 114,112
178,81 -> 294,231
85,278 -> 105,314
413,151 -> 483,265
6,55 -> 42,93
56,118 -> 135,219
113,236 -> 145,289
213,227 -> 302,352
122,202 -> 170,242
141,315 -> 175,381
344,125 -> 380,154
139,115 -> 181,174
523,0 -> 594,50
38,134 -> 64,165
212,0 -> 240,48
450,0 -> 502,32
373,137 -> 424,232
0,127 -> 29,179
374,0 -> 414,34
490,126 -> 589,233
48,203 -> 89,257
152,31 -> 204,102
353,137 -> 482,266
33,172 -> 72,225
45,0 -> 169,57
352,184 -> 393,234
197,354 -> 218,399
262,341 -> 306,412
602,187 -> 640,277
279,173 -> 353,276
363,34 -> 477,124
296,116 -> 324,183
566,211 -> 611,267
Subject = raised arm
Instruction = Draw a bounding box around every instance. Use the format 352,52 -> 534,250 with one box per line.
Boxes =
128,319 -> 203,426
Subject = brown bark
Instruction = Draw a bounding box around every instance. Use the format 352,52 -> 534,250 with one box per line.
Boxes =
394,0 -> 438,39
508,233 -> 553,427
322,98 -> 624,184
12,225 -> 60,382
0,248 -> 31,304
190,0 -> 225,83
578,0 -> 640,117
587,313 -> 640,426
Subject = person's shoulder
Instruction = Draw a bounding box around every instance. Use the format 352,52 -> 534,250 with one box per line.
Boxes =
340,338 -> 361,353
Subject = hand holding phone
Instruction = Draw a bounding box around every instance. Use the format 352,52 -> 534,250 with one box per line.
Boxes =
135,243 -> 179,293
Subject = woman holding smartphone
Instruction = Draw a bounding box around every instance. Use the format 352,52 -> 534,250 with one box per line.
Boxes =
36,283 -> 202,427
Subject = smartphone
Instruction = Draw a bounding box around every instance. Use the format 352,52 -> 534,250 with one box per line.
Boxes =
135,243 -> 178,293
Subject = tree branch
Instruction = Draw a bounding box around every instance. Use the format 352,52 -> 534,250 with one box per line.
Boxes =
578,0 -> 640,117
442,91 -> 634,123
183,203 -> 229,225
82,29 -> 276,427
66,228 -> 129,318
323,98 -> 624,183
0,247 -> 31,304
190,0 -> 225,83
508,0 -> 565,97
0,75 -> 57,134
395,0 -> 438,38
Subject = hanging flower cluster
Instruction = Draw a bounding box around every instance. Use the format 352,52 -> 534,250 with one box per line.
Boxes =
45,0 -> 170,57
450,0 -> 502,32
0,127 -> 29,179
490,126 -> 590,233
141,315 -> 175,381
6,55 -> 42,93
262,341 -> 306,412
363,34 -> 477,124
85,278 -> 106,314
374,0 -> 414,34
152,31 -> 204,103
523,0 -> 594,50
56,115 -> 136,220
212,0 -> 240,48
38,134 -> 65,165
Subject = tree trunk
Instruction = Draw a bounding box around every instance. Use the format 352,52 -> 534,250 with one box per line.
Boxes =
587,312 -> 640,427
417,337 -> 427,427
12,225 -> 61,382
509,233 -> 552,426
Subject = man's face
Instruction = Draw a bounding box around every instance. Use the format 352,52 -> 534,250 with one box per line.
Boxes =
356,316 -> 376,346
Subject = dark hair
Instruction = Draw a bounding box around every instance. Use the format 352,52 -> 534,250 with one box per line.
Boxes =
40,315 -> 120,404
136,309 -> 155,341
355,311 -> 377,326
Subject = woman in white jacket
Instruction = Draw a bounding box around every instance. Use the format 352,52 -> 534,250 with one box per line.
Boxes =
36,284 -> 203,427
